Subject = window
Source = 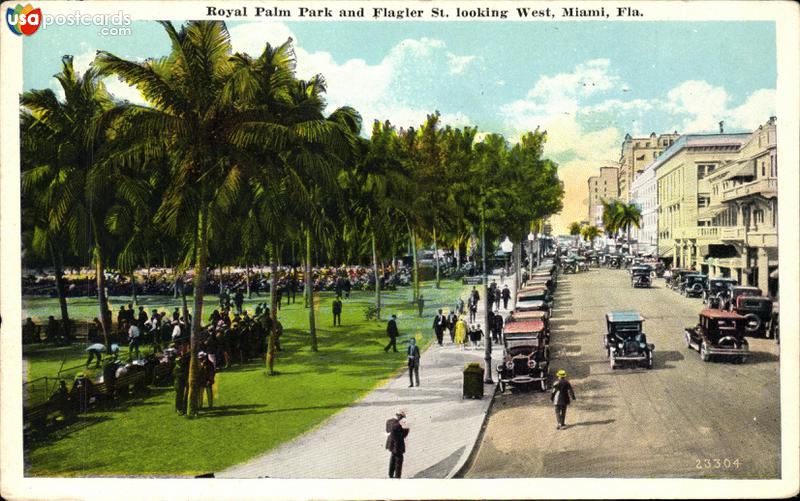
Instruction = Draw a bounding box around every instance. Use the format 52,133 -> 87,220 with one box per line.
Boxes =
754,209 -> 764,224
761,161 -> 765,177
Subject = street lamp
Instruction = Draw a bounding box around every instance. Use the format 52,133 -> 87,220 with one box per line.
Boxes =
527,232 -> 535,278
480,206 -> 493,384
501,236 -> 513,276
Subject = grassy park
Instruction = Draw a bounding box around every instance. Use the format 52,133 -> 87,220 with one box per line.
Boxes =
23,280 -> 465,476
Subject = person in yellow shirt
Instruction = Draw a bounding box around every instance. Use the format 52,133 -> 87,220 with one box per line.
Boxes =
454,316 -> 467,349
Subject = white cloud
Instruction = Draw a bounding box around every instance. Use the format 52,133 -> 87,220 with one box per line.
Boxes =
229,23 -> 477,133
663,80 -> 775,133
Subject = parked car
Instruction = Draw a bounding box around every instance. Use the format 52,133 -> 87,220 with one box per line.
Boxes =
666,269 -> 692,290
726,286 -> 762,309
732,294 -> 774,337
630,266 -> 652,288
606,255 -> 622,269
516,286 -> 553,309
703,277 -> 738,308
506,310 -> 550,340
680,273 -> 708,298
604,311 -> 654,369
684,309 -> 749,363
497,320 -> 550,392
576,257 -> 589,272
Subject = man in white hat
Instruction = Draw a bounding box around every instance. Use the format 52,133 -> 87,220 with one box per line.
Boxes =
550,369 -> 576,429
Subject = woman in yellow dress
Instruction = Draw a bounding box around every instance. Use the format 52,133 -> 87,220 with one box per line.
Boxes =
454,316 -> 467,349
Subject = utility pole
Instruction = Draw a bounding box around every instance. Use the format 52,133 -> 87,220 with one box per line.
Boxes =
481,204 -> 493,384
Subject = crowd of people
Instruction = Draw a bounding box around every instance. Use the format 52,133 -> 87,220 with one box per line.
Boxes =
22,265 -> 413,298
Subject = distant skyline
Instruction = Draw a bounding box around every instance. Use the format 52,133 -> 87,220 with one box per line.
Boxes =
23,20 -> 776,233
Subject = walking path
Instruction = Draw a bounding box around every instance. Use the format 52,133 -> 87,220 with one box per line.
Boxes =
218,273 -> 517,479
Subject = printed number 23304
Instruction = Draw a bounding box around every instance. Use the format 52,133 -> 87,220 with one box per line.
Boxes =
696,458 -> 742,469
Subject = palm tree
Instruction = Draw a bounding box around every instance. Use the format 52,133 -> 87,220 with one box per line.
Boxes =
581,225 -> 602,248
568,222 -> 582,246
21,55 -> 119,349
617,203 -> 642,253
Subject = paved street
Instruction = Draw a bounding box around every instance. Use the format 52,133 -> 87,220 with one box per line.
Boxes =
466,268 -> 780,478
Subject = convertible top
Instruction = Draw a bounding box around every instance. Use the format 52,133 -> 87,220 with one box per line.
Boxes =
518,286 -> 548,295
504,320 -> 545,334
606,311 -> 644,323
509,310 -> 548,321
701,309 -> 745,320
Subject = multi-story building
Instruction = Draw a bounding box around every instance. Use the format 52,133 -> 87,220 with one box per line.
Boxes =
655,132 -> 751,269
587,166 -> 619,227
703,117 -> 777,295
618,131 -> 680,201
628,163 -> 658,256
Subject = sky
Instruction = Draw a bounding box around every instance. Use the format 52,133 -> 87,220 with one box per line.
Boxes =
22,20 -> 777,233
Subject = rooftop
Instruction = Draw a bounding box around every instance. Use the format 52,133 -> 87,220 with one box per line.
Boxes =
504,320 -> 546,334
606,311 -> 644,322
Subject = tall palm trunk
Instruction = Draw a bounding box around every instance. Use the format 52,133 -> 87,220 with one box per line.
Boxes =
306,230 -> 318,351
371,231 -> 381,320
246,264 -> 251,299
433,226 -> 440,289
408,225 -> 419,302
187,205 -> 208,417
94,247 -> 110,351
267,245 -> 279,374
515,240 -> 522,293
49,244 -> 70,329
130,271 -> 137,306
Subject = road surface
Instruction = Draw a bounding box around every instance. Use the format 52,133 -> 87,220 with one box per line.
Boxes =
465,268 -> 780,478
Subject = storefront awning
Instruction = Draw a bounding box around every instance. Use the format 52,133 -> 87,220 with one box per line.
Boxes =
721,161 -> 755,180
697,205 -> 727,220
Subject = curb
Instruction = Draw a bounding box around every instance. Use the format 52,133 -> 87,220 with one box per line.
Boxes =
446,379 -> 498,479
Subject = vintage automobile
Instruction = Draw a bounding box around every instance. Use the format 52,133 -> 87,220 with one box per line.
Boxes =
653,261 -> 666,277
731,294 -> 774,337
514,296 -> 550,315
606,255 -> 622,269
576,257 -> 589,272
604,311 -> 654,369
527,276 -> 556,294
506,310 -> 550,340
630,266 -> 652,288
517,286 -> 553,308
497,320 -> 550,392
684,309 -> 749,363
680,273 -> 708,298
561,257 -> 578,274
703,277 -> 738,308
666,269 -> 692,290
726,286 -> 762,309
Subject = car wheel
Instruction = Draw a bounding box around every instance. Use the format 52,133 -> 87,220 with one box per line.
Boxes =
647,351 -> 654,369
700,342 -> 710,362
609,352 -> 616,370
499,381 -> 506,393
684,332 -> 692,349
743,314 -> 761,336
540,378 -> 547,392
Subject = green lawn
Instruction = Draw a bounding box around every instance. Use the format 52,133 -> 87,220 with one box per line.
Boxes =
23,280 -> 465,476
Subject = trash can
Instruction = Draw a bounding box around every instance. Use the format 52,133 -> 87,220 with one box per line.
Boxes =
462,362 -> 484,399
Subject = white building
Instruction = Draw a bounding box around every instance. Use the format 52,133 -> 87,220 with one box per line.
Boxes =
629,163 -> 658,256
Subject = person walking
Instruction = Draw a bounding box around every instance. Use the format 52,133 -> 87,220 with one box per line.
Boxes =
550,369 -> 576,429
384,314 -> 399,353
128,322 -> 141,360
501,285 -> 511,310
173,350 -> 189,415
385,410 -> 409,478
432,309 -> 446,346
447,310 -> 458,343
494,287 -> 501,312
454,316 -> 467,349
407,338 -> 421,387
417,295 -> 425,317
468,297 -> 478,323
332,296 -> 343,326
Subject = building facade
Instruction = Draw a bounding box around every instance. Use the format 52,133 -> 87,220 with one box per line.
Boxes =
702,118 -> 778,295
587,166 -> 619,227
654,133 -> 752,273
628,162 -> 658,256
618,131 -> 680,201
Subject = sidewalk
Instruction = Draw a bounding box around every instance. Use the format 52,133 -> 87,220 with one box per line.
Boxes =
218,273 -> 517,479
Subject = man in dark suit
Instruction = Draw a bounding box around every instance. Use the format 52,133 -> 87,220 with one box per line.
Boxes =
550,369 -> 576,429
384,314 -> 399,352
432,309 -> 446,345
385,410 -> 409,478
447,310 -> 458,343
407,338 -> 420,387
332,296 -> 343,326
501,285 -> 511,310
